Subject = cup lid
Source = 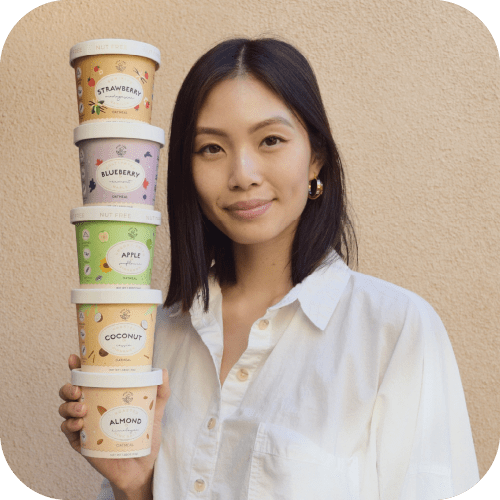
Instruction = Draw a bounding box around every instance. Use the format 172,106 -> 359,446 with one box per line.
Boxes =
70,207 -> 161,225
74,122 -> 165,147
70,39 -> 161,68
72,288 -> 163,304
72,368 -> 163,388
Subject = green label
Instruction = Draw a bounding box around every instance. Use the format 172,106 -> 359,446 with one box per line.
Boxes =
75,220 -> 155,286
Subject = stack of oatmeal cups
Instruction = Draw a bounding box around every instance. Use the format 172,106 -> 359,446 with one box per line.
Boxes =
68,39 -> 164,459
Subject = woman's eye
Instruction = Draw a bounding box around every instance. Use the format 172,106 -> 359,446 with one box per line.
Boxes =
262,136 -> 283,147
198,144 -> 222,155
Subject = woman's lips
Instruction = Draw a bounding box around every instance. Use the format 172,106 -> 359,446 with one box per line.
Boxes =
225,199 -> 273,220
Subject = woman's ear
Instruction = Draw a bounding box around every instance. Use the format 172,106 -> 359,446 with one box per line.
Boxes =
309,150 -> 324,179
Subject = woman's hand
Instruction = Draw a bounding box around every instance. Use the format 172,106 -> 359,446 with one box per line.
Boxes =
59,354 -> 170,499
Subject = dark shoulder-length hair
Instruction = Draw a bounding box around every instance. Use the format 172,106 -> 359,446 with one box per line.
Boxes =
165,37 -> 357,312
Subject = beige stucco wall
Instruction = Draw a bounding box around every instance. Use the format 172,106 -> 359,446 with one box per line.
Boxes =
0,0 -> 498,498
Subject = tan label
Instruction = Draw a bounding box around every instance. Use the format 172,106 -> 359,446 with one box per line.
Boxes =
80,386 -> 156,457
76,303 -> 156,371
73,54 -> 155,124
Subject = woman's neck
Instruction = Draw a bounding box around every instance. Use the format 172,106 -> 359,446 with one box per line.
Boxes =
225,232 -> 295,308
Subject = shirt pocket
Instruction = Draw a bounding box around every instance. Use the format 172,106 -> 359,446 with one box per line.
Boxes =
248,422 -> 360,500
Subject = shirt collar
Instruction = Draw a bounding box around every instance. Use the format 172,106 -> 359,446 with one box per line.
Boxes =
189,251 -> 351,331
268,251 -> 351,330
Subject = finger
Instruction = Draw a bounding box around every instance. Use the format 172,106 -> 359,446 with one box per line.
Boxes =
59,401 -> 87,419
60,420 -> 83,452
60,417 -> 84,436
59,382 -> 81,402
68,354 -> 82,370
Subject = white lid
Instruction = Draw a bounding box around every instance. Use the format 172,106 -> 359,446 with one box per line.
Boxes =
70,39 -> 161,68
71,288 -> 163,304
74,122 -> 165,147
70,207 -> 161,225
72,368 -> 163,388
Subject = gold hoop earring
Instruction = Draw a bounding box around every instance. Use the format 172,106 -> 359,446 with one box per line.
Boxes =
308,176 -> 323,200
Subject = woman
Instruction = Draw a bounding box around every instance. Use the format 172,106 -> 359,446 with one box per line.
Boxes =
59,37 -> 479,500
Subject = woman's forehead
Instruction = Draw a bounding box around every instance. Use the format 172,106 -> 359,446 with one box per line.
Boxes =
196,76 -> 302,131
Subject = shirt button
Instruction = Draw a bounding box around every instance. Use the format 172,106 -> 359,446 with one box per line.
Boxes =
258,319 -> 269,330
236,368 -> 249,381
194,479 -> 206,492
207,417 -> 216,430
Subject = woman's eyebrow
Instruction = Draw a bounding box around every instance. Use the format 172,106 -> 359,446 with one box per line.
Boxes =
195,117 -> 294,137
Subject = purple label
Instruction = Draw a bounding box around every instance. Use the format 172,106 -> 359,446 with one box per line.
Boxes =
79,138 -> 160,208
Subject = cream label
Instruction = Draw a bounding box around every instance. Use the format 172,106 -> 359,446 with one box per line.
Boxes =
100,406 -> 148,442
96,158 -> 145,193
98,322 -> 147,356
106,240 -> 150,275
95,74 -> 143,109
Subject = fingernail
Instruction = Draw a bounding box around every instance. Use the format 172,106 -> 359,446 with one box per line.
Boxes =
75,404 -> 82,412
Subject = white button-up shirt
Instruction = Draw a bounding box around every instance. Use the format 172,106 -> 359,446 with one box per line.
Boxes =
97,254 -> 479,500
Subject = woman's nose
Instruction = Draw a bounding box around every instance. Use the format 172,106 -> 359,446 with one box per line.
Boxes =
228,149 -> 262,190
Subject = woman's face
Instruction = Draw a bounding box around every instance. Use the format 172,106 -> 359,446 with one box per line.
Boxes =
192,76 -> 322,247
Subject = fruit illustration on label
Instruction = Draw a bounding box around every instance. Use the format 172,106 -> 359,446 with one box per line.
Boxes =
144,151 -> 152,158
98,232 -> 109,242
98,406 -> 107,416
89,100 -> 107,116
143,179 -> 149,189
146,239 -> 153,250
134,105 -> 140,110
99,348 -> 109,357
95,312 -> 103,322
100,258 -> 112,273
88,77 -> 95,87
96,159 -> 103,166
89,179 -> 96,192
145,71 -> 149,80
94,65 -> 100,72
97,439 -> 103,445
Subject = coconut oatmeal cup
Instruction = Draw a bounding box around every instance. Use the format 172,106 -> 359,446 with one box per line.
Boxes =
72,289 -> 163,372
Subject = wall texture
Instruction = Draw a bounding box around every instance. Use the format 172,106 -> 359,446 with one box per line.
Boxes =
0,0 -> 498,498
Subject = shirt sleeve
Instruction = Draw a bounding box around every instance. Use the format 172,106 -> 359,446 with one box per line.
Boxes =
96,478 -> 115,500
371,297 -> 479,500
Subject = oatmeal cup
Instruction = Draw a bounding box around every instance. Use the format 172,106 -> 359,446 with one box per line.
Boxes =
75,122 -> 164,209
70,206 -> 161,289
72,369 -> 163,458
72,289 -> 162,372
70,39 -> 160,124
